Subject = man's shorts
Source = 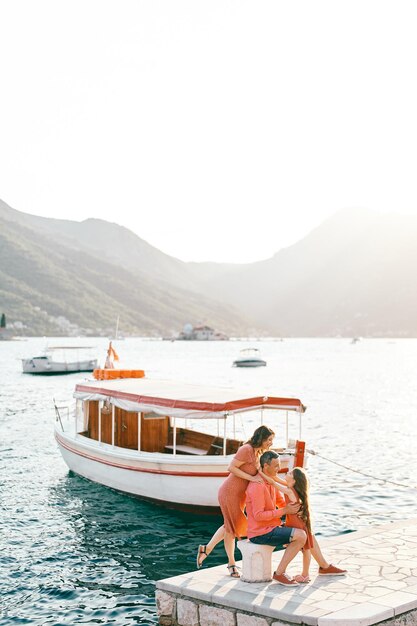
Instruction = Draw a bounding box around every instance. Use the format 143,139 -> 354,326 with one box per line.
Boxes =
249,526 -> 294,548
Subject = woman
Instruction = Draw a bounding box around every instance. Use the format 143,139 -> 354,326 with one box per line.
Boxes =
196,425 -> 275,577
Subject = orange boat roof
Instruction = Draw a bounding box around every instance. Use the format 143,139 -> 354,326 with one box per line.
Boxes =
74,377 -> 305,420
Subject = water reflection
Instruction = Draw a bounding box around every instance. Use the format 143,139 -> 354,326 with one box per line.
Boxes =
28,473 -> 226,625
3,337 -> 417,624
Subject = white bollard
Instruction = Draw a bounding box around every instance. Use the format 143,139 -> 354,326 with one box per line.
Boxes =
237,540 -> 275,582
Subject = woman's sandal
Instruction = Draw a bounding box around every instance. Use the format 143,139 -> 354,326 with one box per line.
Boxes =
196,545 -> 208,569
227,564 -> 240,578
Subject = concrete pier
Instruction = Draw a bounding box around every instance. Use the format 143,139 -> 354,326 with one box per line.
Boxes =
156,518 -> 417,626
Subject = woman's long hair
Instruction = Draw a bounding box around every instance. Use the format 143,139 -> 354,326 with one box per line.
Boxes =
292,467 -> 312,534
246,425 -> 275,450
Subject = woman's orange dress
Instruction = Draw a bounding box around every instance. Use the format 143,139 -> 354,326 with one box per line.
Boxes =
284,488 -> 314,549
218,443 -> 258,539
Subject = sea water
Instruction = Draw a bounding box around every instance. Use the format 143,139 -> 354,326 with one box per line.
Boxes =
1,337 -> 417,624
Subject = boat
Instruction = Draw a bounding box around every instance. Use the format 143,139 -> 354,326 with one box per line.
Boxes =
22,346 -> 98,375
233,348 -> 267,368
54,370 -> 307,511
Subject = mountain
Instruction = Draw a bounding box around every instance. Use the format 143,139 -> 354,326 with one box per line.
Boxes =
0,200 -> 255,336
188,208 -> 417,336
1,198 -> 417,337
0,199 -> 200,291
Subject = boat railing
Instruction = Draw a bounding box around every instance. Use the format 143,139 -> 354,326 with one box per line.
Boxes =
53,399 -> 69,431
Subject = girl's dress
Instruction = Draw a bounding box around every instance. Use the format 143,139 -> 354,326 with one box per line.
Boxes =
218,443 -> 258,539
284,487 -> 314,549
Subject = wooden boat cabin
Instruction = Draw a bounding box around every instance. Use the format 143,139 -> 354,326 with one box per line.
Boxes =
85,401 -> 244,456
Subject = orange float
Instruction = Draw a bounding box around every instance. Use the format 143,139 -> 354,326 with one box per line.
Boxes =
93,369 -> 145,380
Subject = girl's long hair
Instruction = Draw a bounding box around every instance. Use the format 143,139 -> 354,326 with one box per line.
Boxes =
292,467 -> 312,534
246,425 -> 275,449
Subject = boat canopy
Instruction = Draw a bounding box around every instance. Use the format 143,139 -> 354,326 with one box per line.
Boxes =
46,346 -> 95,350
74,378 -> 305,420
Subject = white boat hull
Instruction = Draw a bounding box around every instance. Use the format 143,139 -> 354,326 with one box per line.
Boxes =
233,359 -> 267,367
55,428 -> 227,509
22,357 -> 98,374
55,428 -> 299,510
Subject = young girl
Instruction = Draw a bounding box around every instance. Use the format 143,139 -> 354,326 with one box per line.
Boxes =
263,466 -> 314,583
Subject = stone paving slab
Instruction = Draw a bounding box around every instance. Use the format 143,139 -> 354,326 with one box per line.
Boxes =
156,518 -> 417,625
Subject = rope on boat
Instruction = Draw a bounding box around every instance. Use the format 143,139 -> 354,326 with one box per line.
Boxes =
308,449 -> 417,491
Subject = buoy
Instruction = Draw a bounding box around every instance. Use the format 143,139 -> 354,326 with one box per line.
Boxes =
93,369 -> 145,380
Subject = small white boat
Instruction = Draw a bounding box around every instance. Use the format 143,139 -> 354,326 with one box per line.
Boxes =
54,371 -> 307,511
233,348 -> 267,368
22,346 -> 97,375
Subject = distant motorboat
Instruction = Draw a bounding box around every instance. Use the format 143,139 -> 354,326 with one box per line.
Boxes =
22,346 -> 97,375
233,348 -> 267,368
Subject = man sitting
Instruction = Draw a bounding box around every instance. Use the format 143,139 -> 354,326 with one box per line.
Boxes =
246,450 -> 347,586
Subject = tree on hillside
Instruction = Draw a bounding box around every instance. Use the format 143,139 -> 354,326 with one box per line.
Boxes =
0,313 -> 5,328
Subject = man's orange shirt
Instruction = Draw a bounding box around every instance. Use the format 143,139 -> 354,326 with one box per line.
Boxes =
246,478 -> 286,539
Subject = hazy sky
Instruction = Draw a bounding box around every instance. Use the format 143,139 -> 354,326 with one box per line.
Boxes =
1,1 -> 417,263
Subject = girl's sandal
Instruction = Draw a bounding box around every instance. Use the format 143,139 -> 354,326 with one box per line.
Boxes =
196,545 -> 208,569
294,574 -> 311,583
227,564 -> 240,578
